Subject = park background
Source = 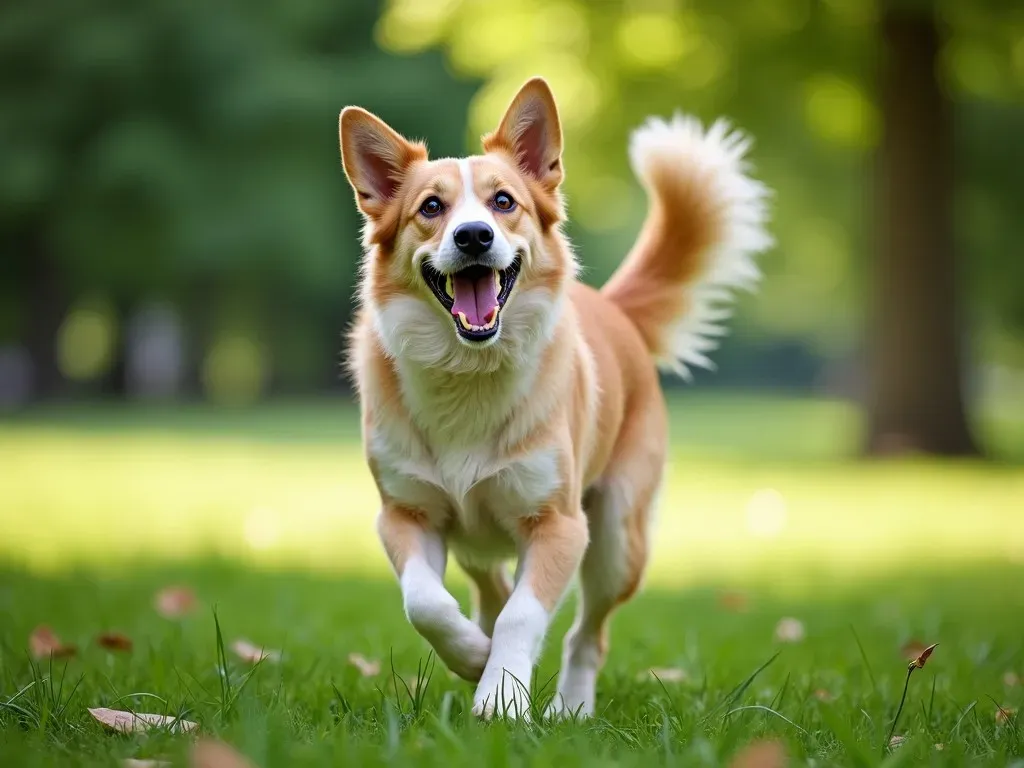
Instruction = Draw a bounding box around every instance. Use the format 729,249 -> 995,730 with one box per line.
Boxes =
1,0 -> 1023,765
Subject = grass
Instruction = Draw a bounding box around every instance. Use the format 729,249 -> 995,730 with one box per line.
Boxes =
1,393 -> 1022,766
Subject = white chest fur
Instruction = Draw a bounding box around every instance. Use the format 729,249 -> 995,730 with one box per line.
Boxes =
369,419 -> 561,563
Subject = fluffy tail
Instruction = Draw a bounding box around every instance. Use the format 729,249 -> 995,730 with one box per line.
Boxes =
602,113 -> 773,379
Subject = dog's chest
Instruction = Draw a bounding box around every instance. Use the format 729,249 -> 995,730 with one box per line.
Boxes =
370,427 -> 561,558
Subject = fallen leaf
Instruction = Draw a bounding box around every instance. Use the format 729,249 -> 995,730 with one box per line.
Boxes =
88,707 -> 198,734
154,586 -> 196,618
996,706 -> 1017,725
889,735 -> 906,749
29,625 -> 77,659
774,617 -> 805,643
717,590 -> 749,612
644,667 -> 688,683
813,688 -> 833,702
191,738 -> 257,768
122,760 -> 171,768
97,632 -> 133,652
1004,671 -> 1020,687
728,739 -> 788,768
909,643 -> 938,669
231,639 -> 281,664
348,652 -> 380,677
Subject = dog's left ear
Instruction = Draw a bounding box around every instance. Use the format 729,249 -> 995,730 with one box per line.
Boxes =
483,77 -> 563,190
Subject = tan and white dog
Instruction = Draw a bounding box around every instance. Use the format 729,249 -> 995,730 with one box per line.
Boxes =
339,78 -> 771,718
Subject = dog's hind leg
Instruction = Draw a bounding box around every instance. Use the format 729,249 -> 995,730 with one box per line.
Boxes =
458,560 -> 513,637
552,410 -> 665,717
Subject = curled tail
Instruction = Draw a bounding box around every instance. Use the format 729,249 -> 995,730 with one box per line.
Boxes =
602,114 -> 773,379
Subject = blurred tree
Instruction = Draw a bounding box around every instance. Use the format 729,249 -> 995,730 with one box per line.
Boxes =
866,4 -> 977,456
0,0 -> 477,399
377,0 -> 1024,456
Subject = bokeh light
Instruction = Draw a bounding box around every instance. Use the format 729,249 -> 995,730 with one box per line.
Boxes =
56,299 -> 117,383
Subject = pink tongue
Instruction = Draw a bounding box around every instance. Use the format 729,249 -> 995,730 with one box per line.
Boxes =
452,272 -> 498,326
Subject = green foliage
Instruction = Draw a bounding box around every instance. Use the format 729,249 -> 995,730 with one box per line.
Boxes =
2,0 -> 1023,390
0,0 -> 478,383
378,0 -> 1024,350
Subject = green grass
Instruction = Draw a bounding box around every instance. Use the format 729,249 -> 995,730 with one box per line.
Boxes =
1,394 -> 1023,766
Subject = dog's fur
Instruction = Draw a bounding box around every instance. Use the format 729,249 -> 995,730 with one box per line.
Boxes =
339,78 -> 771,718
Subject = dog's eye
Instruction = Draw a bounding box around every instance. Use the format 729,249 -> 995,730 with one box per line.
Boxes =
419,196 -> 444,218
492,191 -> 516,212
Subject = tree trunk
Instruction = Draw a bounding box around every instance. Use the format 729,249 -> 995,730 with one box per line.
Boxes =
864,7 -> 980,457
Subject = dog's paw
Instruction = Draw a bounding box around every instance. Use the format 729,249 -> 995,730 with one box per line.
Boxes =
472,655 -> 533,720
444,632 -> 490,682
426,619 -> 491,683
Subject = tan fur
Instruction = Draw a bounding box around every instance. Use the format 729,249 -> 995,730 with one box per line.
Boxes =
339,77 -> 766,714
375,503 -> 427,576
459,561 -> 513,637
601,163 -> 721,358
519,508 -> 590,611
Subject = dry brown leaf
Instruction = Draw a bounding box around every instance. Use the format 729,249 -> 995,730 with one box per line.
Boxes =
154,586 -> 197,618
231,639 -> 281,664
909,643 -> 938,669
900,640 -> 927,661
774,617 -> 805,643
717,590 -> 749,613
889,735 -> 907,748
643,667 -> 688,683
348,652 -> 381,677
29,625 -> 77,659
122,760 -> 171,768
1003,671 -> 1020,687
88,707 -> 198,734
996,706 -> 1017,725
97,632 -> 133,652
191,738 -> 257,768
728,739 -> 788,768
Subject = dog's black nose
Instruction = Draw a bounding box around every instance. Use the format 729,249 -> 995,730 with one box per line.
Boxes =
452,221 -> 494,257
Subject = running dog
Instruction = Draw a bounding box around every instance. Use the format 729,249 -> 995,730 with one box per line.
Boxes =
338,77 -> 771,718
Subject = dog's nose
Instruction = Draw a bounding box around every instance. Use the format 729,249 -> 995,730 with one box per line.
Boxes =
452,221 -> 494,257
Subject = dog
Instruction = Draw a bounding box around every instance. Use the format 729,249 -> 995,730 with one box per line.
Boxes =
338,77 -> 771,718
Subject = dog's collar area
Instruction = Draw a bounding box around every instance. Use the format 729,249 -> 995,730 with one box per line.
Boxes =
420,256 -> 522,342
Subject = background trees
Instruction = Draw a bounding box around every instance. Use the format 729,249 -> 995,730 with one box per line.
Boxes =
2,0 -> 1022,456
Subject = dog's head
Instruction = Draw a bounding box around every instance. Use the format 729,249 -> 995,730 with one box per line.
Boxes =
340,78 -> 574,372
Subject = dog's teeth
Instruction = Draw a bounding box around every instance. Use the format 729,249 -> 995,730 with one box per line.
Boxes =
445,275 -> 453,299
457,312 -> 472,330
494,270 -> 501,293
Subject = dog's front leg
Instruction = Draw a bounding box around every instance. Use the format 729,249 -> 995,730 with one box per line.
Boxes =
472,507 -> 588,719
377,504 -> 491,682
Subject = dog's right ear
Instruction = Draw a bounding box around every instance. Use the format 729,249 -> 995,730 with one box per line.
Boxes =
339,107 -> 426,220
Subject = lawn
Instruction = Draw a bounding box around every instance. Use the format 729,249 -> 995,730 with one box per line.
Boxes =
1,394 -> 1022,767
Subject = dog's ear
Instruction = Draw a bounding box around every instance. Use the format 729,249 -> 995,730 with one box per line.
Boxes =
339,107 -> 426,219
483,77 -> 563,190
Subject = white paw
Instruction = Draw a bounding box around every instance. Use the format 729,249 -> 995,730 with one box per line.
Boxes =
550,660 -> 597,719
430,622 -> 491,683
472,655 -> 533,720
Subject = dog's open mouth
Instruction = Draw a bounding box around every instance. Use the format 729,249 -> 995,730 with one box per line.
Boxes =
420,257 -> 521,342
